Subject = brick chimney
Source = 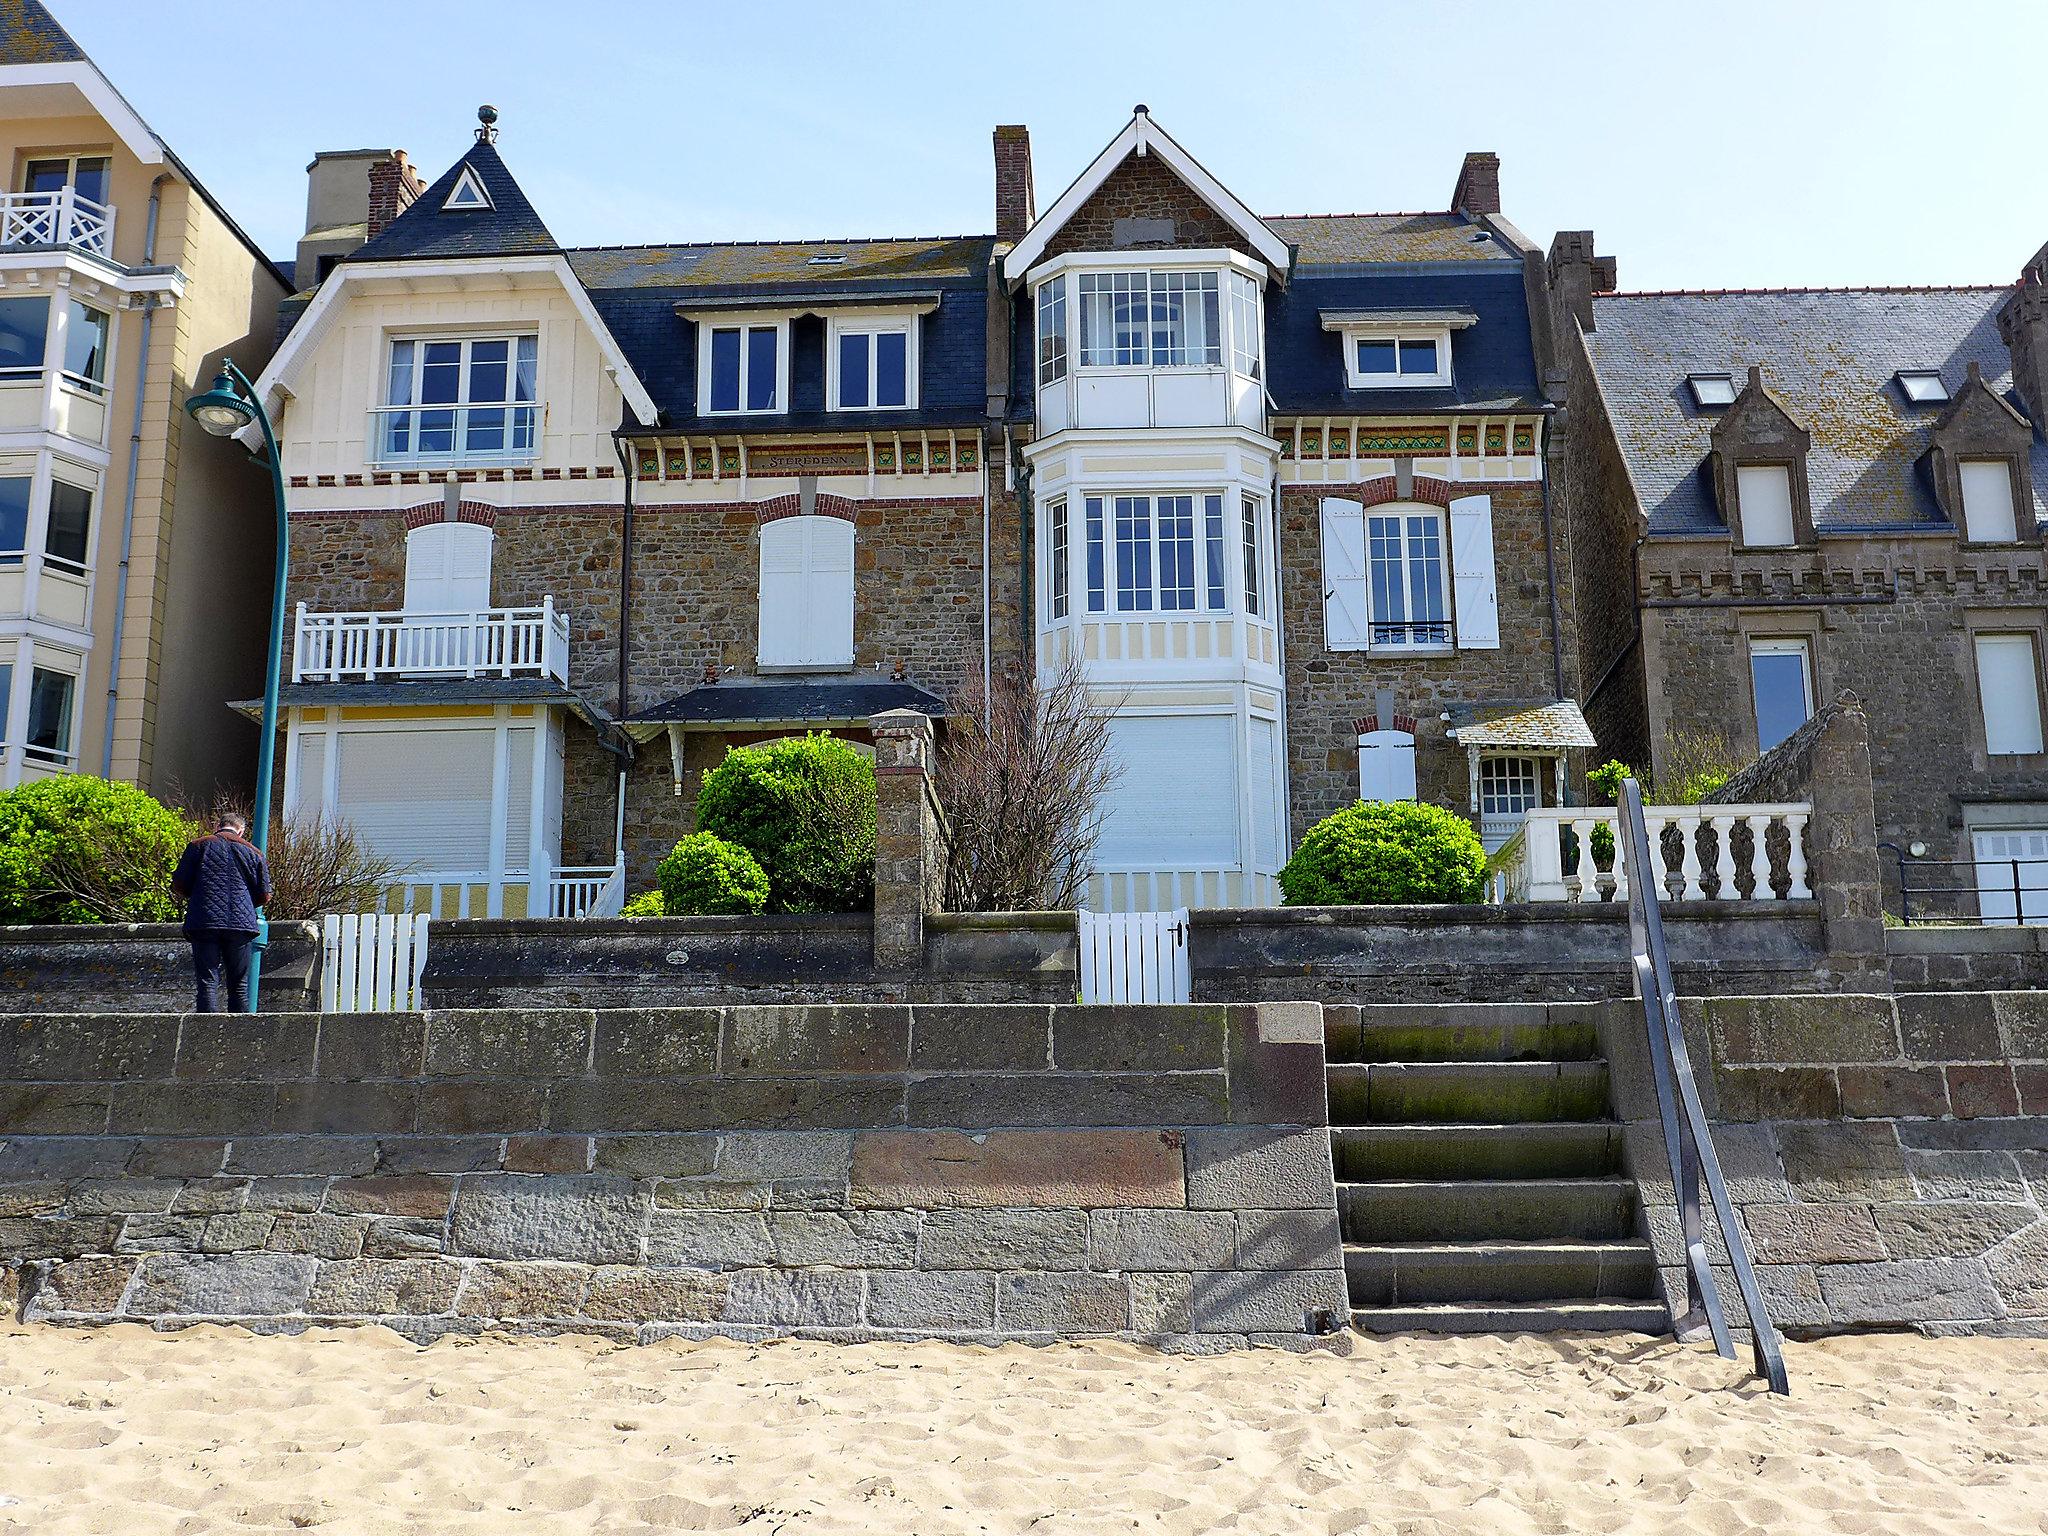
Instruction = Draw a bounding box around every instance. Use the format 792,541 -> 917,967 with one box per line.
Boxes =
1450,151 -> 1500,217
366,150 -> 424,241
994,125 -> 1034,244
1998,241 -> 2048,433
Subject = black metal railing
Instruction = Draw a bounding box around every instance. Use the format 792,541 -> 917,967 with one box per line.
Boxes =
1896,855 -> 2048,926
1620,778 -> 1790,1394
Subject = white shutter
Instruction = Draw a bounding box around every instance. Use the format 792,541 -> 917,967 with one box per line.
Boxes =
1357,728 -> 1417,802
335,727 -> 496,872
1249,715 -> 1283,871
1449,494 -> 1499,650
1976,635 -> 2045,755
758,518 -> 807,667
806,515 -> 855,667
1320,497 -> 1368,650
1097,714 -> 1240,868
291,730 -> 327,822
503,726 -> 535,876
1961,460 -> 2019,543
404,523 -> 494,613
1735,466 -> 1795,548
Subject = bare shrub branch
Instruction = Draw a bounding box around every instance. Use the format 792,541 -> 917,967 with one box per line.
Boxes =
202,796 -> 413,920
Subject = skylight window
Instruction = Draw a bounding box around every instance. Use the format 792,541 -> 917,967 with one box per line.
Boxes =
1688,373 -> 1737,408
1897,369 -> 1950,404
807,254 -> 848,266
443,166 -> 493,212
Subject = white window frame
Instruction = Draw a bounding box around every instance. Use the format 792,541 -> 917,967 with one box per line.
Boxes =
826,312 -> 919,412
1748,637 -> 1814,753
1959,458 -> 2021,545
1365,506 -> 1452,650
1045,495 -> 1069,620
442,165 -> 494,212
1975,632 -> 2046,757
1477,755 -> 1542,820
1075,268 -> 1223,371
21,646 -> 80,766
1241,493 -> 1266,620
379,332 -> 540,465
697,316 -> 789,417
60,298 -> 110,397
1228,271 -> 1262,380
1734,463 -> 1798,548
1080,491 -> 1233,618
1897,369 -> 1949,405
42,462 -> 94,576
1342,326 -> 1454,390
1036,275 -> 1068,387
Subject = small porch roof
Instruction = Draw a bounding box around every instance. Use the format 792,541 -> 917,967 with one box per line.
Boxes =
621,678 -> 946,741
230,677 -> 633,754
1444,699 -> 1597,751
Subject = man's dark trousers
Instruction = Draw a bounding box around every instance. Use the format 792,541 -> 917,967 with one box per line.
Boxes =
191,932 -> 257,1013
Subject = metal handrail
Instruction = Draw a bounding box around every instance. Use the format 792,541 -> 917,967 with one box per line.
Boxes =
1895,854 -> 2048,926
1620,777 -> 1790,1394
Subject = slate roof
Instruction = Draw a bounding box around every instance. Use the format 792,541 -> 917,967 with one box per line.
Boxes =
230,677 -> 627,749
1445,700 -> 1596,750
624,679 -> 946,731
1266,212 -> 1520,265
1587,287 -> 2048,535
0,0 -> 83,63
349,138 -> 559,263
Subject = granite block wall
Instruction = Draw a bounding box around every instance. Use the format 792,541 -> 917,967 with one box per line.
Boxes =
1,1003 -> 1349,1351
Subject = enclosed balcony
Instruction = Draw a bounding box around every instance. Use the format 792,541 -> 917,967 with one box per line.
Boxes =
292,598 -> 569,684
0,188 -> 116,259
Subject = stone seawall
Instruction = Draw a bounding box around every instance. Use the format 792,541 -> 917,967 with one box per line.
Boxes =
0,924 -> 322,1014
0,1004 -> 1348,1350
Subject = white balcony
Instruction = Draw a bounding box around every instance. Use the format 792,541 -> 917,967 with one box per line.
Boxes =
293,598 -> 569,684
0,189 -> 116,258
1491,803 -> 1813,905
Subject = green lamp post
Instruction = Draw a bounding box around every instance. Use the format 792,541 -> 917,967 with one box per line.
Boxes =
186,360 -> 288,1007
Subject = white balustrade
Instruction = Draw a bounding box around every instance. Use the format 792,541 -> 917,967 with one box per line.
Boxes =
0,189 -> 116,257
293,598 -> 570,684
1493,803 -> 1813,905
550,861 -> 626,919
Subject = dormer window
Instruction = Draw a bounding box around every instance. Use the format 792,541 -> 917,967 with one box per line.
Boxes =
828,313 -> 917,411
1688,373 -> 1737,408
1897,369 -> 1949,405
701,320 -> 785,415
1351,335 -> 1440,385
442,166 -> 493,212
1326,311 -> 1466,390
1710,366 -> 1816,549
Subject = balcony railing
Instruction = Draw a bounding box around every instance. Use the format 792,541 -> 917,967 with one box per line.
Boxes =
0,189 -> 116,258
293,598 -> 569,684
375,860 -> 625,921
369,402 -> 540,467
1491,803 -> 1813,905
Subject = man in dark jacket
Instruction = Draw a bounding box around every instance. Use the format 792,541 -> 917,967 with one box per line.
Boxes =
170,811 -> 274,1013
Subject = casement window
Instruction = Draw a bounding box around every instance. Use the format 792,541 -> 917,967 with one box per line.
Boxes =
1083,493 -> 1229,615
1960,459 -> 2020,544
1748,638 -> 1813,753
1479,756 -> 1541,820
1046,496 -> 1069,619
62,300 -> 109,395
0,298 -> 47,382
1036,278 -> 1068,386
44,477 -> 91,573
382,335 -> 539,462
1321,494 -> 1499,652
1357,728 -> 1417,802
0,297 -> 102,393
23,662 -> 76,764
24,155 -> 110,206
703,322 -> 783,414
1077,270 -> 1221,368
0,661 -> 9,746
1228,272 -> 1261,379
758,514 -> 855,670
1344,330 -> 1452,390
1366,509 -> 1450,647
1975,633 -> 2046,756
1241,495 -> 1265,618
0,475 -> 28,563
829,316 -> 915,411
1096,713 -> 1240,868
1734,464 -> 1796,548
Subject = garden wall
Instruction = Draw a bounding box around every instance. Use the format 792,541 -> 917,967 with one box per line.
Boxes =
0,1003 -> 1349,1350
0,923 -> 321,1013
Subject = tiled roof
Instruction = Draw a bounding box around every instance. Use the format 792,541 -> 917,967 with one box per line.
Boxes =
349,139 -> 558,263
1266,212 -> 1519,265
0,0 -> 84,64
1445,700 -> 1597,750
1587,287 -> 2046,534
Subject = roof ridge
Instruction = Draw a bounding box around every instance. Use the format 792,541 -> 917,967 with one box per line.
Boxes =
1264,210 -> 1459,221
568,234 -> 990,254
1603,282 -> 2017,299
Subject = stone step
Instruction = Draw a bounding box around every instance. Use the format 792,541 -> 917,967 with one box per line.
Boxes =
1328,1005 -> 1599,1065
1344,1239 -> 1657,1306
1338,1177 -> 1639,1243
1327,1061 -> 1611,1125
1332,1122 -> 1625,1183
1351,1299 -> 1672,1335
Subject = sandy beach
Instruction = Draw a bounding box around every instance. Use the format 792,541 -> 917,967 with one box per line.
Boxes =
0,1324 -> 2040,1534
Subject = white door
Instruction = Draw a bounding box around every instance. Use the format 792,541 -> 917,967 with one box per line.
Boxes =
1079,908 -> 1193,1004
1972,827 -> 2048,925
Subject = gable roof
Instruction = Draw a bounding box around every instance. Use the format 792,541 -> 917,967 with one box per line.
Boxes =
0,0 -> 83,62
1001,108 -> 1290,283
350,136 -> 558,263
1586,286 -> 2048,534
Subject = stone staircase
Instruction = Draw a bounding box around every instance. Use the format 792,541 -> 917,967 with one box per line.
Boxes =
1328,1003 -> 1669,1334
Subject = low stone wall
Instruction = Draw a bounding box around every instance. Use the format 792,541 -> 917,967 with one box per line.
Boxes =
0,1003 -> 1347,1350
0,924 -> 321,1014
1192,903 -> 1839,1003
1887,926 -> 2048,993
1596,990 -> 2048,1335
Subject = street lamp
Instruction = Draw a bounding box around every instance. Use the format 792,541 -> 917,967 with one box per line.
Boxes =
186,361 -> 287,1008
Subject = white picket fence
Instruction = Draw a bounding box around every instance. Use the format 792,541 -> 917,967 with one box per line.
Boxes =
1078,908 -> 1192,1004
321,912 -> 430,1012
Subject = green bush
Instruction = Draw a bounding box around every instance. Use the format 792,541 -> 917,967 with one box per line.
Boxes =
1588,759 -> 1635,804
620,889 -> 666,917
656,832 -> 771,916
1278,800 -> 1488,907
0,774 -> 201,925
695,735 -> 876,913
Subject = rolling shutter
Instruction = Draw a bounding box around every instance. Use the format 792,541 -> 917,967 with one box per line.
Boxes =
335,727 -> 496,873
759,515 -> 855,668
1096,714 -> 1240,868
1357,729 -> 1417,802
1320,497 -> 1367,650
1249,715 -> 1283,872
1449,493 -> 1499,650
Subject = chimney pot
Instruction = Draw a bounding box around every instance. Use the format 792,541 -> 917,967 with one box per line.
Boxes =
366,150 -> 424,241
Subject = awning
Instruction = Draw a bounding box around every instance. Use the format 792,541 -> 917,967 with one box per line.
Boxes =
622,679 -> 946,742
1444,699 -> 1597,751
229,677 -> 632,754
1320,307 -> 1479,332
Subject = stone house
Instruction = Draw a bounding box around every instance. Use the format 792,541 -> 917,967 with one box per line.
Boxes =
1554,234 -> 2048,920
0,2 -> 288,799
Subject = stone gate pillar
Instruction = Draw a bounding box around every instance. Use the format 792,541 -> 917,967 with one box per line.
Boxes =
871,709 -> 945,973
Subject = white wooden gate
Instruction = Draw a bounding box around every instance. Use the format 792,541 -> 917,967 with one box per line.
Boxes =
1078,908 -> 1192,1004
321,912 -> 430,1012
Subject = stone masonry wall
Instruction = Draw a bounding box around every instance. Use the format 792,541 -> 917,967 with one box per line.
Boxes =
1038,151 -> 1253,264
1,1004 -> 1348,1350
1597,991 -> 2048,1335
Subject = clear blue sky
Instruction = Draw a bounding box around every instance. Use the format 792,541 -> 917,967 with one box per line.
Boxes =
61,0 -> 2045,290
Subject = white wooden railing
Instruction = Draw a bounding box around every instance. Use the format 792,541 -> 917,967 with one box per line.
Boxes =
0,189 -> 116,257
293,598 -> 569,683
1492,803 -> 1812,905
374,857 -> 625,921
321,912 -> 429,1012
549,861 -> 626,918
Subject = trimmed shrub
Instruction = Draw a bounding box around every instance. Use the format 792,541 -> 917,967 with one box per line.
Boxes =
656,832 -> 770,916
620,889 -> 666,917
0,774 -> 201,925
1278,800 -> 1487,907
696,734 -> 876,913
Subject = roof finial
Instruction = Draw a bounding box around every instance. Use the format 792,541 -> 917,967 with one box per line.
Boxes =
476,104 -> 499,143
1132,103 -> 1149,116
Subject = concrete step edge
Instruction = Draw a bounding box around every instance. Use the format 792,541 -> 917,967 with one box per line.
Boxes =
1343,1239 -> 1653,1258
1350,1301 -> 1671,1335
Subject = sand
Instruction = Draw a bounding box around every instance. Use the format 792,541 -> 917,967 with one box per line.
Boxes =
0,1323 -> 2040,1535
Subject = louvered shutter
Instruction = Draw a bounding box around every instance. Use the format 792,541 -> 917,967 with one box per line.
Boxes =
760,515 -> 854,668
1357,729 -> 1417,802
404,523 -> 494,613
1320,497 -> 1368,650
758,518 -> 808,667
1449,494 -> 1499,650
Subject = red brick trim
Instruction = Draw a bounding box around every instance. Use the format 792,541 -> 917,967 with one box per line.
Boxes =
1353,714 -> 1419,736
399,500 -> 499,531
1354,475 -> 1455,509
753,492 -> 860,525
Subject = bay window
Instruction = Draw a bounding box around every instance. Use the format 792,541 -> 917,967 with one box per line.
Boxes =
704,322 -> 782,414
382,334 -> 539,462
0,297 -> 47,382
24,662 -> 75,764
1077,270 -> 1220,368
0,475 -> 27,563
62,300 -> 109,395
1087,493 -> 1230,615
44,479 -> 91,572
1367,509 -> 1450,647
1037,278 -> 1068,385
1228,272 -> 1261,378
829,316 -> 915,410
